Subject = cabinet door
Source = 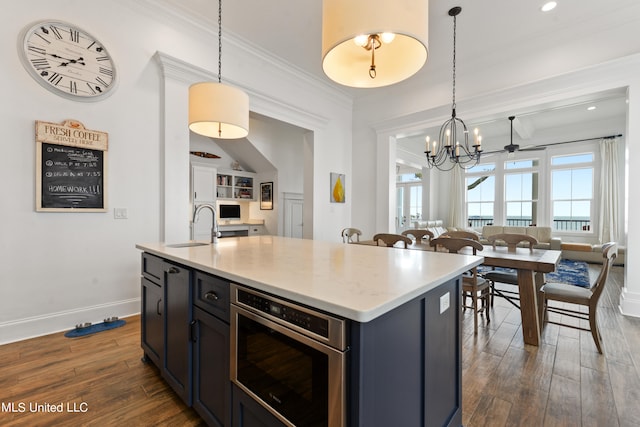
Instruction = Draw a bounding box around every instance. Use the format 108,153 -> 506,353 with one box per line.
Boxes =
193,306 -> 231,427
163,262 -> 193,405
141,277 -> 163,368
192,165 -> 217,202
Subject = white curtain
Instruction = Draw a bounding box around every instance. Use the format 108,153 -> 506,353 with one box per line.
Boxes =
598,138 -> 619,243
448,166 -> 466,229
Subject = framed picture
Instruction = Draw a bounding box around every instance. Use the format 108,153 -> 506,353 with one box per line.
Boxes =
260,182 -> 273,210
330,172 -> 345,203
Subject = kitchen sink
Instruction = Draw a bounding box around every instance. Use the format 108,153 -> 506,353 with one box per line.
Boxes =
166,242 -> 210,248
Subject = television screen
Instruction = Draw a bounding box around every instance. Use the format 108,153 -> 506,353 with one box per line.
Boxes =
219,204 -> 241,219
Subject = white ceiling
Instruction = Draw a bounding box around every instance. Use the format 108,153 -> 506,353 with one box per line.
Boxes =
162,0 -> 640,90
163,0 -> 638,167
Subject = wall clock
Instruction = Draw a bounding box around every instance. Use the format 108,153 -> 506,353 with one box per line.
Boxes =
19,20 -> 117,101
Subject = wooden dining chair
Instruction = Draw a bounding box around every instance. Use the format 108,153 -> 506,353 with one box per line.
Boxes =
541,242 -> 617,354
441,230 -> 480,241
484,233 -> 538,309
401,229 -> 434,242
372,233 -> 412,248
341,227 -> 362,243
488,233 -> 538,251
430,237 -> 490,334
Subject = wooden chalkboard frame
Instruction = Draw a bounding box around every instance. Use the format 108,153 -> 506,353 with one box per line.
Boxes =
35,120 -> 108,212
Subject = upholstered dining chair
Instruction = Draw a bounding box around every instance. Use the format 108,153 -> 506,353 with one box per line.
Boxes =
401,229 -> 434,243
484,233 -> 539,309
441,230 -> 480,241
372,233 -> 412,248
541,242 -> 617,354
430,237 -> 489,334
341,227 -> 362,243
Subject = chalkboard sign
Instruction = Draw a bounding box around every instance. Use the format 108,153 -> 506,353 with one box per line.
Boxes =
35,120 -> 108,212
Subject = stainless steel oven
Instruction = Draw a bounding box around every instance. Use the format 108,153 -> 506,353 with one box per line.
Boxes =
230,284 -> 347,427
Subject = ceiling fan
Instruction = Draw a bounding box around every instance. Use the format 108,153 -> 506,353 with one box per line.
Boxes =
485,116 -> 546,155
482,115 -> 623,156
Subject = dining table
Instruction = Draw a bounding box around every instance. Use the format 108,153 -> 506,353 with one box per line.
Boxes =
354,239 -> 562,346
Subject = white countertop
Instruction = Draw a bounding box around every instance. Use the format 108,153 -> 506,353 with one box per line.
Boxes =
136,236 -> 483,322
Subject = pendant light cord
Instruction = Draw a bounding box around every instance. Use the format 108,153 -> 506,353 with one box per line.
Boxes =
451,12 -> 457,114
218,0 -> 222,84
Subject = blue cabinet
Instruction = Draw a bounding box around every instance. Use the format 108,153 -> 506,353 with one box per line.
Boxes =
348,277 -> 462,427
140,253 -> 193,405
164,262 -> 193,405
192,272 -> 231,427
141,277 -> 163,367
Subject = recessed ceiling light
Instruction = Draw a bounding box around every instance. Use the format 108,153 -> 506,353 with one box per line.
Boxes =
587,106 -> 596,111
541,2 -> 557,12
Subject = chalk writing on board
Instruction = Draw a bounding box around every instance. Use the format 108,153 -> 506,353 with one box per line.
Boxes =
35,120 -> 108,212
40,143 -> 104,209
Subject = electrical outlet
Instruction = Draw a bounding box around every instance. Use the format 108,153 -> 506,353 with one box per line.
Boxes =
114,208 -> 128,219
440,292 -> 450,314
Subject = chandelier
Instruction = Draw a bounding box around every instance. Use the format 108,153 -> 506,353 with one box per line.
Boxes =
188,0 -> 249,139
425,7 -> 481,171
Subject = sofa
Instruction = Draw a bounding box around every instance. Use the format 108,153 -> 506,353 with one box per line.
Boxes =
480,225 -> 562,250
411,220 -> 454,238
561,242 -> 625,265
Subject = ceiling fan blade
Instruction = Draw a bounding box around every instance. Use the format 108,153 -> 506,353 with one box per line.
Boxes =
519,146 -> 546,151
534,134 -> 622,148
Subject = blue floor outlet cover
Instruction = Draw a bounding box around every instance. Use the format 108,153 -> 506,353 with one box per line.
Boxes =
64,319 -> 126,338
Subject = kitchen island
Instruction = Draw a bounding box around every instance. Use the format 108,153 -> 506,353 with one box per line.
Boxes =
137,236 -> 482,427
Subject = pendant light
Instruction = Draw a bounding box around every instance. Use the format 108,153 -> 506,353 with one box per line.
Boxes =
322,0 -> 429,88
189,0 -> 249,139
425,7 -> 481,171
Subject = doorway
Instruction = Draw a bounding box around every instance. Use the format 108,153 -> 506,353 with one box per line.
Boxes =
395,175 -> 423,233
284,193 -> 304,238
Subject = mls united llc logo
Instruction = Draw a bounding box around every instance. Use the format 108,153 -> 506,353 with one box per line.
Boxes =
2,401 -> 88,413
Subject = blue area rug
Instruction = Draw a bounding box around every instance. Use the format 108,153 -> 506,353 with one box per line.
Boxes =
64,319 -> 126,338
478,259 -> 591,288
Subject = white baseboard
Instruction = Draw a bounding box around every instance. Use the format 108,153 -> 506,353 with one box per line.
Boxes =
0,298 -> 140,345
619,288 -> 640,318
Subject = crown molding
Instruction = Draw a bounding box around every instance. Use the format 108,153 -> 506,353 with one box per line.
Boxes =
127,0 -> 351,108
154,51 -> 330,131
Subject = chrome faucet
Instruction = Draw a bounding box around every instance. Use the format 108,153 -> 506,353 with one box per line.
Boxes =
191,203 -> 221,244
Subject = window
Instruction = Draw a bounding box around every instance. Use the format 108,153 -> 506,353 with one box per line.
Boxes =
466,163 -> 495,228
551,153 -> 594,232
504,159 -> 539,226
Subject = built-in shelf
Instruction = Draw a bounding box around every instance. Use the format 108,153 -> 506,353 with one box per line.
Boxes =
217,170 -> 255,201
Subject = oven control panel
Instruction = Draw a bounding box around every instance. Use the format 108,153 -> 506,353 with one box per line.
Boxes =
237,288 -> 329,338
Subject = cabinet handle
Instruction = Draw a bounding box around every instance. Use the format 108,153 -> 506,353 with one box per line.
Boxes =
190,320 -> 197,343
156,299 -> 162,316
204,291 -> 219,301
166,266 -> 180,274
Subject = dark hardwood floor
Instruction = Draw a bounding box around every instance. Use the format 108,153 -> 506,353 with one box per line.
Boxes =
1,265 -> 638,426
461,265 -> 640,427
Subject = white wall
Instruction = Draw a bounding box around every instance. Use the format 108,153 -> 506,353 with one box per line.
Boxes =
1,0 -> 352,343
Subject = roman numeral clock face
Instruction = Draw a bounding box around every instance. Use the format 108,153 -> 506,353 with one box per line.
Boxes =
19,21 -> 116,100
